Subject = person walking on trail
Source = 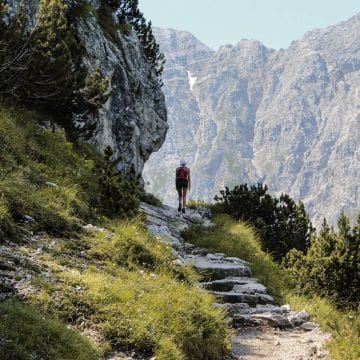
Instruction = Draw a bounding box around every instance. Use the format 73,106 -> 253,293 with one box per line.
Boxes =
176,159 -> 191,213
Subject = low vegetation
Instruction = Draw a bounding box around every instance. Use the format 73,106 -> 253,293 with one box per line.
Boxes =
0,102 -> 230,359
0,102 -> 140,240
0,300 -> 98,360
24,221 -> 230,359
183,214 -> 360,359
213,183 -> 313,261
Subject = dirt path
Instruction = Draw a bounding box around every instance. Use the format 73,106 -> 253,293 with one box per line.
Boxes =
232,326 -> 330,359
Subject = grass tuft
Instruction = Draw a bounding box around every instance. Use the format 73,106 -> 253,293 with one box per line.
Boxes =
26,221 -> 230,359
0,300 -> 99,360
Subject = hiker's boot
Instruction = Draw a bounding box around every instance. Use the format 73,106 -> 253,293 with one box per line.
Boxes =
182,207 -> 186,214
178,204 -> 182,212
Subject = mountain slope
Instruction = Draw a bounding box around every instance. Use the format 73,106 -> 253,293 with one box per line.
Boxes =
0,103 -> 229,359
143,16 -> 360,226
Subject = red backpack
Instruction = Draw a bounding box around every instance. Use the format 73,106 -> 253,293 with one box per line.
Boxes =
177,167 -> 188,180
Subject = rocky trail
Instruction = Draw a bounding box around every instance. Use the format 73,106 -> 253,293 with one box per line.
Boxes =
141,203 -> 331,360
0,202 -> 331,359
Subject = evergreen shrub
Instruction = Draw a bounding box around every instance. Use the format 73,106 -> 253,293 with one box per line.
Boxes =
213,183 -> 313,261
284,213 -> 360,309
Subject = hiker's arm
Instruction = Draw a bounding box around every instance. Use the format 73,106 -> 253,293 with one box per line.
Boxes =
175,169 -> 178,188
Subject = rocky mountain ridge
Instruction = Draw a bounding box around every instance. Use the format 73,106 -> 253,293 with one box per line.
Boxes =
143,15 -> 360,226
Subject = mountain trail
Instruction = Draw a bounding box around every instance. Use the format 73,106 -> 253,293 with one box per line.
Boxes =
140,203 -> 331,360
232,326 -> 329,359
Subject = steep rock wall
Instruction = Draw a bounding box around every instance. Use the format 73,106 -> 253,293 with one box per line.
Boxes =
8,0 -> 168,175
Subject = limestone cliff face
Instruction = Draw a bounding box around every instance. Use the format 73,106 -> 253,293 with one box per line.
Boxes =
143,16 -> 360,226
8,0 -> 168,175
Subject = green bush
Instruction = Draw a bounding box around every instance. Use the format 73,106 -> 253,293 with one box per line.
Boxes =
213,183 -> 313,261
140,191 -> 163,207
0,300 -> 98,360
284,213 -> 360,309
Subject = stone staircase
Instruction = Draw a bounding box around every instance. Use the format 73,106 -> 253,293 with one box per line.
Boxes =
140,203 -> 317,331
183,243 -> 294,329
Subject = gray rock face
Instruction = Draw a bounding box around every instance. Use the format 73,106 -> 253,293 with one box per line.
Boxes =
143,16 -> 360,226
9,0 -> 168,176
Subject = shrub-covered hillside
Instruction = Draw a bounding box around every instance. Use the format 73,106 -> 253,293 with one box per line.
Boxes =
0,103 -> 230,359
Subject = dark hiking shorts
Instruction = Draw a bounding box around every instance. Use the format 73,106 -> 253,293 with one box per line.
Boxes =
176,179 -> 188,189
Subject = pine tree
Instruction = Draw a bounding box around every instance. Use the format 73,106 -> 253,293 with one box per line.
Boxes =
285,213 -> 360,309
0,0 -> 110,136
107,0 -> 165,83
0,2 -> 29,95
214,183 -> 313,261
26,0 -> 76,107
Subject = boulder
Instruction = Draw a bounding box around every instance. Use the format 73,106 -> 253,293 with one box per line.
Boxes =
251,312 -> 294,329
289,310 -> 310,326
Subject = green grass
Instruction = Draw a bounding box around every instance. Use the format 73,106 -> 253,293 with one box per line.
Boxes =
27,221 -> 230,359
0,102 -> 231,359
182,214 -> 360,359
0,300 -> 98,360
0,101 -> 102,239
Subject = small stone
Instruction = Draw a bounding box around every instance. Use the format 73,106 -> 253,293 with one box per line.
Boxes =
23,215 -> 34,223
281,304 -> 291,312
205,253 -> 222,260
172,259 -> 183,266
300,321 -> 319,331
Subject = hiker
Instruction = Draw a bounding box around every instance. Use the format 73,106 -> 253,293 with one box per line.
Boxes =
176,160 -> 191,213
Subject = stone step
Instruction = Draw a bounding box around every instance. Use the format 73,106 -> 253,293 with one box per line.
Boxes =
201,277 -> 261,291
217,303 -> 288,317
212,291 -> 274,305
184,255 -> 252,279
202,279 -> 268,296
231,310 -> 294,329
